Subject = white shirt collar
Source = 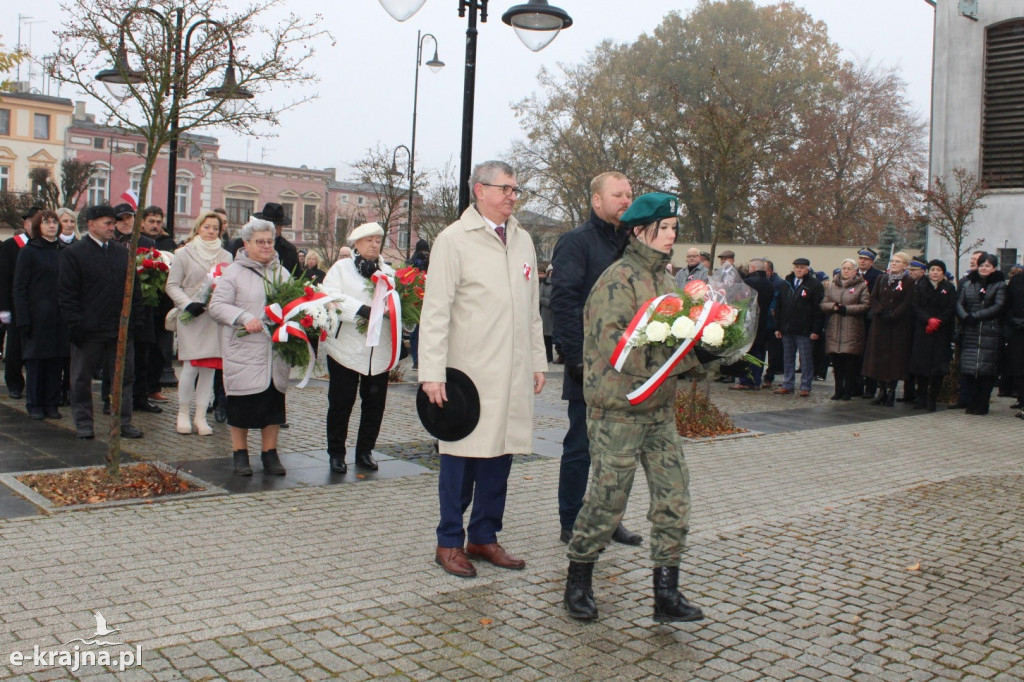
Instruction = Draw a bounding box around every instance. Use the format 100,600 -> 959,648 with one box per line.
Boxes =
88,233 -> 107,247
479,214 -> 505,232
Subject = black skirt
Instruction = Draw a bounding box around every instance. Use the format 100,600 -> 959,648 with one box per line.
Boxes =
226,385 -> 286,429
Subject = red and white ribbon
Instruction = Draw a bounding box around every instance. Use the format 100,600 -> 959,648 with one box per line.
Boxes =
367,271 -> 402,372
14,233 -> 29,248
610,295 -> 722,406
264,287 -> 335,388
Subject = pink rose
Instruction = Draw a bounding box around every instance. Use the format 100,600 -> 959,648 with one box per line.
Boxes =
683,280 -> 710,302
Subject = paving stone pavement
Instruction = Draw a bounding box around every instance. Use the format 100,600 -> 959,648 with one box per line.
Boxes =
1,364 -> 1023,680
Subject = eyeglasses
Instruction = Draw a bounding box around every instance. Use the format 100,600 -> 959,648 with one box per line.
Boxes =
40,218 -> 59,225
251,239 -> 275,247
480,183 -> 527,198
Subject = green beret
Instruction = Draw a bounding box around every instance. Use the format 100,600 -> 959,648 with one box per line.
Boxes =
619,192 -> 679,228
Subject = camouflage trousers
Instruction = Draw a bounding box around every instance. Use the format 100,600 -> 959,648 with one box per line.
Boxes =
567,416 -> 691,566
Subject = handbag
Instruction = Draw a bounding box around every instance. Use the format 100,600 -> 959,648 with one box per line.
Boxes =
164,307 -> 180,332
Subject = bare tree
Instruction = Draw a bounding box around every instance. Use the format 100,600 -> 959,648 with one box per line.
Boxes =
910,166 -> 990,280
350,143 -> 409,257
416,160 -> 460,245
61,158 -> 98,209
28,168 -> 61,210
48,0 -> 331,475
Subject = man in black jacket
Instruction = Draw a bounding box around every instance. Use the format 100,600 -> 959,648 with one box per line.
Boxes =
0,206 -> 39,399
773,258 -> 825,397
58,205 -> 145,440
731,259 -> 775,389
228,203 -> 299,274
140,205 -> 177,400
550,172 -> 642,547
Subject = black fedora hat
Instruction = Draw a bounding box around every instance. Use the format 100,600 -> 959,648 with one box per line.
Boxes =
416,368 -> 480,442
253,202 -> 291,226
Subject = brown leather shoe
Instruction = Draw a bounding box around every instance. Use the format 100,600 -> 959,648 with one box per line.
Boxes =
799,390 -> 811,397
465,542 -> 526,570
773,388 -> 792,395
435,546 -> 477,578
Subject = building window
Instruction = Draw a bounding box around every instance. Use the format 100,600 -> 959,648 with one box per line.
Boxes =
33,114 -> 50,140
0,165 -> 9,192
398,227 -> 410,252
983,19 -> 1024,188
303,204 -> 318,229
0,109 -> 10,136
87,171 -> 109,206
93,137 -> 105,149
225,198 -> 254,227
335,216 -> 349,240
175,176 -> 191,215
136,142 -> 146,155
357,196 -> 365,206
281,203 -> 294,223
341,194 -> 349,204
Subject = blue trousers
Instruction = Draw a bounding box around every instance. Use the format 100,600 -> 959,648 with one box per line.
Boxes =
436,454 -> 513,547
557,398 -> 590,531
782,333 -> 814,392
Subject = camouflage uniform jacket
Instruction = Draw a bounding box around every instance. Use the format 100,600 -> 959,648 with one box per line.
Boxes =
583,239 -> 698,422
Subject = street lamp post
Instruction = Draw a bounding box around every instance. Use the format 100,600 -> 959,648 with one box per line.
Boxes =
405,31 -> 444,259
378,0 -> 572,212
389,144 -> 412,255
96,7 -> 253,235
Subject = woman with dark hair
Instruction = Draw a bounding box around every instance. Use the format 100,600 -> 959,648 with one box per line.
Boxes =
909,259 -> 957,411
12,210 -> 69,419
957,252 -> 1007,414
563,192 -> 705,624
863,251 -> 914,406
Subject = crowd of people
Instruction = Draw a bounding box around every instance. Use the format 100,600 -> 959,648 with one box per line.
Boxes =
2,163 -> 1022,628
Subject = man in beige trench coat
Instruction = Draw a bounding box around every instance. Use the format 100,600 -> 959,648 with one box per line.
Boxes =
420,160 -> 549,578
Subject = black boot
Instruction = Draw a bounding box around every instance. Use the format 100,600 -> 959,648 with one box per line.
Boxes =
652,566 -> 704,623
261,449 -> 286,476
564,561 -> 598,621
233,449 -> 252,476
913,377 -> 928,409
355,451 -> 378,470
884,383 -> 896,407
611,523 -> 643,546
870,387 -> 886,405
329,453 -> 347,474
927,377 -> 942,412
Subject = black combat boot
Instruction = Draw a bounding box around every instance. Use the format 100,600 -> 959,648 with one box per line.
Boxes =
927,377 -> 942,412
564,561 -> 598,621
261,449 -> 286,476
884,382 -> 896,407
652,566 -> 704,623
232,449 -> 252,476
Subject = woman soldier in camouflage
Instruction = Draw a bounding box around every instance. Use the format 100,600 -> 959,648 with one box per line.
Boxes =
563,192 -> 706,624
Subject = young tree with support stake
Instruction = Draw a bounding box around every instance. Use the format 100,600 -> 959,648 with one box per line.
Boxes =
48,0 -> 331,477
910,166 -> 990,282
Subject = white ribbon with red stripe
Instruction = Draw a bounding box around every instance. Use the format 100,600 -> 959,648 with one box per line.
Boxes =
264,287 -> 336,388
367,271 -> 402,372
610,295 -> 721,406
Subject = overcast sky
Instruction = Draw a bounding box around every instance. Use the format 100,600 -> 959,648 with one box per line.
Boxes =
2,0 -> 936,182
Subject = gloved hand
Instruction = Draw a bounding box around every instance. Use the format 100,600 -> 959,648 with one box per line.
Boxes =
0,310 -> 10,325
356,305 -> 372,319
185,302 -> 206,318
68,326 -> 84,346
693,346 -> 717,365
837,304 -> 847,316
567,363 -> 584,385
963,313 -> 977,324
925,317 -> 941,334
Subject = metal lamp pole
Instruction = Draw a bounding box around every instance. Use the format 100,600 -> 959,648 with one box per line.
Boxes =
406,31 -> 444,259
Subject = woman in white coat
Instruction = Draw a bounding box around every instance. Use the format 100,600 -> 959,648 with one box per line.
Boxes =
165,211 -> 232,435
321,222 -> 397,474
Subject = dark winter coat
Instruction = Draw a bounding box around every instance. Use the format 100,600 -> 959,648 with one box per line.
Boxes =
58,236 -> 144,343
956,270 -> 1006,377
909,277 -> 957,377
859,266 -> 883,295
863,272 -> 914,381
775,273 -> 825,337
550,210 -> 628,400
302,267 -> 327,285
743,270 -> 775,346
820,276 -> 870,356
1004,274 -> 1024,378
13,238 -> 69,359
0,233 -> 28,322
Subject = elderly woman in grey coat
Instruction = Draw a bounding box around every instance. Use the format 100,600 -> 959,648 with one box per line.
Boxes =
208,218 -> 291,476
166,210 -> 233,436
